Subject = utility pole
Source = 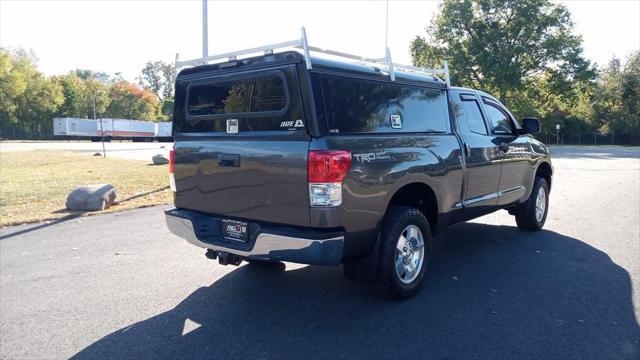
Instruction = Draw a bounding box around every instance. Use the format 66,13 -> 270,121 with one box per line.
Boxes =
91,91 -> 106,158
202,0 -> 208,61
99,116 -> 106,158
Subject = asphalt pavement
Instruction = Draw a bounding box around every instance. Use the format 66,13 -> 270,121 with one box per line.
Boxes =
0,146 -> 639,359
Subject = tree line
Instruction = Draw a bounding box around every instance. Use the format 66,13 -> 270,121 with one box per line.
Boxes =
0,49 -> 175,139
1,0 -> 638,144
411,0 -> 639,145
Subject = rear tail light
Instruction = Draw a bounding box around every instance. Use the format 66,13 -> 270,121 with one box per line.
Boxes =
169,149 -> 175,174
308,150 -> 351,207
169,149 -> 176,192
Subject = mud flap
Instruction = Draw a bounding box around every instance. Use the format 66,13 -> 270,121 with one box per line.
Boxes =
343,232 -> 381,284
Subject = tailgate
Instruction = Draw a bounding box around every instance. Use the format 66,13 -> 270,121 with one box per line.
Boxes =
172,64 -> 311,227
173,139 -> 310,227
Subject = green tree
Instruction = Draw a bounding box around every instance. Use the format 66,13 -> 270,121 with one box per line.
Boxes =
53,73 -> 87,118
74,69 -> 114,84
138,61 -> 175,101
14,73 -> 64,138
104,81 -> 159,121
593,53 -> 640,144
0,49 -> 63,138
84,77 -> 110,118
0,49 -> 34,127
53,72 -> 110,119
411,0 -> 595,104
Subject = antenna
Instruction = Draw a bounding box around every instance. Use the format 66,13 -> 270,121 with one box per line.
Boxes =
384,0 -> 389,49
202,0 -> 208,62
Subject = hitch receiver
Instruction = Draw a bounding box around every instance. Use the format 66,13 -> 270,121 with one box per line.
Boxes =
207,250 -> 242,266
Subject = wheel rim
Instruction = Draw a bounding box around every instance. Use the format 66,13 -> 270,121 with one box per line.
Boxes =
535,187 -> 546,222
394,225 -> 425,284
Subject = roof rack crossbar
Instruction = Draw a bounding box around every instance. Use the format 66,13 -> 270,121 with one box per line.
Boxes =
175,39 -> 302,68
175,27 -> 451,86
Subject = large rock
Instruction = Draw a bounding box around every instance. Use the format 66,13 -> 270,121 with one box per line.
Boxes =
66,184 -> 117,211
152,154 -> 169,165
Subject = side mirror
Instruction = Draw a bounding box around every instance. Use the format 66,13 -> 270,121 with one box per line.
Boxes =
520,117 -> 540,135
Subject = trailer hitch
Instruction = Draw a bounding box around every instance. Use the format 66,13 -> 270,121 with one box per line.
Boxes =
205,249 -> 242,266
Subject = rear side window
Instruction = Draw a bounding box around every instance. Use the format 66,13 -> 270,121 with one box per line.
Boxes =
319,74 -> 449,134
188,74 -> 287,116
454,94 -> 488,135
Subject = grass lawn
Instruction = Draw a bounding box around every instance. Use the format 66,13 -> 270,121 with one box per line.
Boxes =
0,151 -> 172,226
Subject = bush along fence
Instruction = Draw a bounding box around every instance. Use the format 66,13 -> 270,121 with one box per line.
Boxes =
534,132 -> 640,146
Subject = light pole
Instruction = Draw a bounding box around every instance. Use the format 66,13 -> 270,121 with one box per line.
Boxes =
91,91 -> 106,158
202,0 -> 208,61
556,124 -> 560,145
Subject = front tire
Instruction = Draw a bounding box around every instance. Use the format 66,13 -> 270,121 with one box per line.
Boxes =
514,176 -> 549,231
376,206 -> 432,299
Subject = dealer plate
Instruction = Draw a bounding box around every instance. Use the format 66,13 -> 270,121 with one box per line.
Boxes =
222,219 -> 248,242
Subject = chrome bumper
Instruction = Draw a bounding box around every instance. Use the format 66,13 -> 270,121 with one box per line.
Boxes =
165,208 -> 344,265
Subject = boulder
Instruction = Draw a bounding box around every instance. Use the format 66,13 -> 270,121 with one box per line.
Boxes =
66,184 -> 117,211
152,154 -> 169,165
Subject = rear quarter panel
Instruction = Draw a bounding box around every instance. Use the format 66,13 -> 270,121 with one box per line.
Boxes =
310,134 -> 464,258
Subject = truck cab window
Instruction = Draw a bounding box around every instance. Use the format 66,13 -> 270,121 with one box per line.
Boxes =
457,96 -> 488,135
483,99 -> 515,135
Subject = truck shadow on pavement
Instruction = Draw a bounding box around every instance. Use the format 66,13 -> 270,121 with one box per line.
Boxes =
72,223 -> 640,360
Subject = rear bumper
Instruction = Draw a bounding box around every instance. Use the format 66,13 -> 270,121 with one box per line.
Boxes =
165,208 -> 344,265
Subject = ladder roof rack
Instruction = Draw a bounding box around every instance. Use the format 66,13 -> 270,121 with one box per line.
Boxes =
175,27 -> 451,86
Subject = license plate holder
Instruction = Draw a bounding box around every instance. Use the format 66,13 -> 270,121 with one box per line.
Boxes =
221,219 -> 248,242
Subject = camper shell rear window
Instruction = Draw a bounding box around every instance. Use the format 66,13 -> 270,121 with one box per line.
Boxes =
179,67 -> 304,133
187,71 -> 288,117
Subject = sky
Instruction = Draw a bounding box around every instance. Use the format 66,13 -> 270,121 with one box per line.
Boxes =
1,0 -> 639,82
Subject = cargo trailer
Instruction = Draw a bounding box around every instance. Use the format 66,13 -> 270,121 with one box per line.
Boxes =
98,119 -> 155,141
52,118 -> 98,138
52,118 -> 171,141
154,122 -> 173,142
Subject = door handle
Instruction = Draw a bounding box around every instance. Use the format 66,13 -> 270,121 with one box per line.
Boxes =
498,143 -> 510,152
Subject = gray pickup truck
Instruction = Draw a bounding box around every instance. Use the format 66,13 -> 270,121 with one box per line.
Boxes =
165,50 -> 552,298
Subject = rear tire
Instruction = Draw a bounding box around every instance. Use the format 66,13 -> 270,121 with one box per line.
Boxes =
514,176 -> 549,231
375,206 -> 432,299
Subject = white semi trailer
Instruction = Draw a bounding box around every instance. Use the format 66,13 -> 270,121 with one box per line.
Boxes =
98,119 -> 155,141
52,118 -> 173,142
52,118 -> 97,137
154,122 -> 173,142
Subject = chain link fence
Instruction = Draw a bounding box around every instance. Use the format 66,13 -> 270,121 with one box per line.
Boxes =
534,132 -> 638,146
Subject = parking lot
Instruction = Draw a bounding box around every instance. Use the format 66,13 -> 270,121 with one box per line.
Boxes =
0,141 -> 169,161
1,146 -> 639,359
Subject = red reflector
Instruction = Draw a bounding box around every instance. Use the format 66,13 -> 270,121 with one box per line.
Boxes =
308,150 -> 352,183
169,149 -> 175,173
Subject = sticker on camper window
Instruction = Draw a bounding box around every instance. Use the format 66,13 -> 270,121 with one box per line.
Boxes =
226,119 -> 238,134
279,119 -> 305,130
390,114 -> 402,129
